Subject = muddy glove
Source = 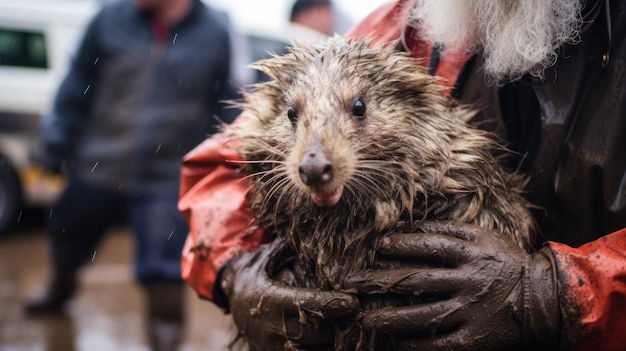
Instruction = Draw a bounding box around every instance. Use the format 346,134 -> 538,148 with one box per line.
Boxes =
345,221 -> 562,351
217,239 -> 358,351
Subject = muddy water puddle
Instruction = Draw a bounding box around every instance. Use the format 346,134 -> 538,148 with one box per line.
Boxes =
0,225 -> 235,350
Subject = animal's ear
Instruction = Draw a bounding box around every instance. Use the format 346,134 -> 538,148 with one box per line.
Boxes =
248,54 -> 298,83
248,40 -> 324,85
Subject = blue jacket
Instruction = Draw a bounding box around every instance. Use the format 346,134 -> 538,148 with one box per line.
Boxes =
42,0 -> 239,198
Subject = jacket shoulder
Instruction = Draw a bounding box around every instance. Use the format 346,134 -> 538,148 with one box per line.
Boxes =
196,3 -> 231,30
97,0 -> 136,19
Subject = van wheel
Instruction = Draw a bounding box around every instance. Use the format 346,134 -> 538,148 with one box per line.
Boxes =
0,157 -> 21,233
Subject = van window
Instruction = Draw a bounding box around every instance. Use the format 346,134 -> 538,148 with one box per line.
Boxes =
0,28 -> 48,69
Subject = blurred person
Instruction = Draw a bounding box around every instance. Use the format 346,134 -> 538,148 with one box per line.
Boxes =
178,0 -> 626,350
251,0 -> 339,83
288,0 -> 335,44
331,5 -> 354,36
23,0 -> 241,350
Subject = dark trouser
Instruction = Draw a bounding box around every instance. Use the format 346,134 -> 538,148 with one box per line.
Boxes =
47,178 -> 188,283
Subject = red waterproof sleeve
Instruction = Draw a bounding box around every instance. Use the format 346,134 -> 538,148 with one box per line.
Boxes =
548,228 -> 626,351
344,1 -> 403,46
178,121 -> 267,301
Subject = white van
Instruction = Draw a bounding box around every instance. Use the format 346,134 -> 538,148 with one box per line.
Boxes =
0,0 -> 98,231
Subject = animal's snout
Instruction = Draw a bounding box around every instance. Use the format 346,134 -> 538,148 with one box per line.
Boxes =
299,136 -> 334,186
299,152 -> 334,185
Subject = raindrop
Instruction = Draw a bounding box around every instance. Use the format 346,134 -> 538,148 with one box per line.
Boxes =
172,33 -> 178,44
83,85 -> 91,95
168,230 -> 174,240
94,57 -> 99,65
16,211 -> 22,223
91,251 -> 97,262
155,143 -> 162,154
49,209 -> 53,219
91,161 -> 99,172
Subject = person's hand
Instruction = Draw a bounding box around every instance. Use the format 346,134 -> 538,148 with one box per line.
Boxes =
344,221 -> 562,351
219,239 -> 359,351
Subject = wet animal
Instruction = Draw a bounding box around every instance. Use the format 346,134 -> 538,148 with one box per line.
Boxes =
224,36 -> 537,350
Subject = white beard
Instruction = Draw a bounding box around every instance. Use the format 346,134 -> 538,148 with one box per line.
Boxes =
404,0 -> 583,83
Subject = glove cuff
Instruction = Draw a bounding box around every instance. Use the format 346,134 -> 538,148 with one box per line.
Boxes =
522,246 -> 562,347
213,258 -> 235,313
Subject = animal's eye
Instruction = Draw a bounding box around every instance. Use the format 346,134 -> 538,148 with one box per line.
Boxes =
352,98 -> 366,118
287,105 -> 298,124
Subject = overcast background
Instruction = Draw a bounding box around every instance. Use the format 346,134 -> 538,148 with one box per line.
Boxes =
206,0 -> 388,37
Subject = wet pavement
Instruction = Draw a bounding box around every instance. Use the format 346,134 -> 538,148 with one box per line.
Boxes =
0,210 -> 237,351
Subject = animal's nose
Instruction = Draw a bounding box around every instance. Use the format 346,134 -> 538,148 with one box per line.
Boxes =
299,152 -> 333,186
299,135 -> 334,185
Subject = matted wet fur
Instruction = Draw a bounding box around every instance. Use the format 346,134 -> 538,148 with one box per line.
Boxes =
224,36 -> 537,350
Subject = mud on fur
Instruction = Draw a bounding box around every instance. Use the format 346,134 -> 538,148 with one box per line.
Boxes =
223,36 -> 537,350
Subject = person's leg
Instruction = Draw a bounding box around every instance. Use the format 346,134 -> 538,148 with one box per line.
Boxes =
144,281 -> 186,351
25,179 -> 123,313
126,195 -> 188,351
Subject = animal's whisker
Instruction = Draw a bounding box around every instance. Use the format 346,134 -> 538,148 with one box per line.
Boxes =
236,165 -> 288,184
270,179 -> 300,224
227,159 -> 285,165
238,136 -> 290,160
259,173 -> 294,212
355,163 -> 406,180
254,165 -> 289,183
348,172 -> 390,202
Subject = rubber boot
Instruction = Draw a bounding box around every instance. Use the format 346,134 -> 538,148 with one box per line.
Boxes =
24,266 -> 78,314
145,282 -> 185,351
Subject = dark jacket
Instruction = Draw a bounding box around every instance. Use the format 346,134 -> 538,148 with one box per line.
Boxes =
453,0 -> 626,247
42,0 -> 239,198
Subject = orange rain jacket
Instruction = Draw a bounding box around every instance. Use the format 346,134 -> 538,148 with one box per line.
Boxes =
179,1 -> 626,349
